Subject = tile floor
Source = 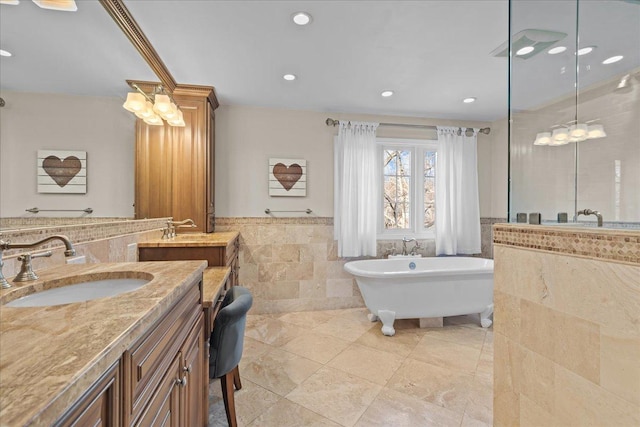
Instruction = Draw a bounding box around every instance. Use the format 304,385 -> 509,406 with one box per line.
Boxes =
208,308 -> 493,427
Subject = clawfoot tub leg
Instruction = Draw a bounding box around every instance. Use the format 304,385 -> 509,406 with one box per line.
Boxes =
480,303 -> 494,328
367,312 -> 379,322
378,310 -> 396,336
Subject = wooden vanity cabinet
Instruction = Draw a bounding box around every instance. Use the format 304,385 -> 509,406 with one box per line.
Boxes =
54,361 -> 121,427
133,82 -> 218,233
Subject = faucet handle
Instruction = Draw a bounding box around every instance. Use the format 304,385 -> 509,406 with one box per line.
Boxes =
14,251 -> 52,282
18,251 -> 53,261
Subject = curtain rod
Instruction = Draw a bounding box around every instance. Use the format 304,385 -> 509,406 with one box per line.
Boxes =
325,118 -> 491,135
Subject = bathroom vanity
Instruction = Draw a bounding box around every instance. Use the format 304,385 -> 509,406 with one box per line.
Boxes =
0,261 -> 208,426
138,232 -> 240,288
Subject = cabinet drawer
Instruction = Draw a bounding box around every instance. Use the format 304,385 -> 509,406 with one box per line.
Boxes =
125,284 -> 201,424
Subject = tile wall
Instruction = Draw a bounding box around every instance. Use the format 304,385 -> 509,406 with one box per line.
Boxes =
493,224 -> 640,426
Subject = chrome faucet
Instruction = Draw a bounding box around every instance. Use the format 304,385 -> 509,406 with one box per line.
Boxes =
401,237 -> 416,255
577,209 -> 603,227
162,219 -> 197,239
0,235 -> 76,288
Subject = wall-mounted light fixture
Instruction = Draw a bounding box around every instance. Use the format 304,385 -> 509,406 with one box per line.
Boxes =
122,83 -> 185,127
534,121 -> 606,146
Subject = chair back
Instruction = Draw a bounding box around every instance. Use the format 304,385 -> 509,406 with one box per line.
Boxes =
209,286 -> 253,379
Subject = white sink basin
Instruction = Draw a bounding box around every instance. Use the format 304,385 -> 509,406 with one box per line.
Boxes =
5,277 -> 150,308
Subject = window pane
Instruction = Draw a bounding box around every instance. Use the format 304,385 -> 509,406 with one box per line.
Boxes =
424,151 -> 436,228
383,148 -> 412,230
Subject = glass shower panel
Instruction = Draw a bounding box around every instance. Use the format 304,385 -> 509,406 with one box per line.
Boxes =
509,0 -> 579,223
576,1 -> 640,224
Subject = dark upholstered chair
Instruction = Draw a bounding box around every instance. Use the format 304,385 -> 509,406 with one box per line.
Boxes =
209,286 -> 253,427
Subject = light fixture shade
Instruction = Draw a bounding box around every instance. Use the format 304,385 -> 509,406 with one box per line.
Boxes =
162,103 -> 179,120
167,110 -> 186,127
551,128 -> 569,145
134,101 -> 155,119
32,0 -> 77,11
143,114 -> 164,126
0,0 -> 20,5
569,123 -> 588,138
587,124 -> 607,139
533,132 -> 552,145
153,94 -> 173,116
123,92 -> 146,113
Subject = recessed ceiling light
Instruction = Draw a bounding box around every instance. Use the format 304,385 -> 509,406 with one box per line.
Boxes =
602,55 -> 623,65
292,12 -> 312,25
283,74 -> 296,81
548,46 -> 567,55
516,46 -> 535,56
463,97 -> 476,103
32,0 -> 77,11
577,46 -> 595,56
0,49 -> 12,57
381,90 -> 394,97
0,0 -> 20,5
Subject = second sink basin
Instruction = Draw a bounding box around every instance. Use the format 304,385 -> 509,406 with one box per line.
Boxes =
4,272 -> 153,308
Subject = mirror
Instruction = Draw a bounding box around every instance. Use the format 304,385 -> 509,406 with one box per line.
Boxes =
0,0 -> 157,229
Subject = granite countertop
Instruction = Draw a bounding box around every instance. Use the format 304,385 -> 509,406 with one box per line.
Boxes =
0,260 -> 207,427
202,266 -> 230,308
138,231 -> 240,248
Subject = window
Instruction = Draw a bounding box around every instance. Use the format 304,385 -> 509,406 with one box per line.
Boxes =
379,138 -> 438,238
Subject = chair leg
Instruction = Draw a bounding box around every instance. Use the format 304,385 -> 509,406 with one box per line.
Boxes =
233,365 -> 242,390
220,371 -> 238,427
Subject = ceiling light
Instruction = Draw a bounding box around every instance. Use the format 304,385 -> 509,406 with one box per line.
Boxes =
0,0 -> 20,5
283,74 -> 296,81
551,128 -> 570,145
533,132 -> 551,145
535,123 -> 607,147
463,97 -> 476,103
492,29 -> 567,60
32,0 -> 76,11
577,46 -> 595,56
587,124 -> 606,139
602,55 -> 623,65
123,84 -> 184,127
381,90 -> 394,97
548,46 -> 567,55
292,12 -> 312,26
0,49 -> 12,57
569,123 -> 588,138
516,46 -> 535,56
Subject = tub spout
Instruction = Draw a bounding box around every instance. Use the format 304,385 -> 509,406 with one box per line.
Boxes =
401,237 -> 416,255
577,209 -> 603,227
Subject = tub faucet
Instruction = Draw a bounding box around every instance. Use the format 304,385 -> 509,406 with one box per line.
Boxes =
576,209 -> 603,227
401,237 -> 416,256
0,234 -> 76,289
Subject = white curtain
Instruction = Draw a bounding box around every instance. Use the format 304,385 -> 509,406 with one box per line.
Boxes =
435,126 -> 481,255
334,121 -> 380,257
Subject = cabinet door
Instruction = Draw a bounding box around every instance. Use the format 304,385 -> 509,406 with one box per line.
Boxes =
133,355 -> 181,427
181,314 -> 206,427
206,102 -> 215,232
55,361 -> 120,427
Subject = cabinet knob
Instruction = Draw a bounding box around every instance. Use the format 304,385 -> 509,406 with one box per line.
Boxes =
175,376 -> 188,387
183,364 -> 192,373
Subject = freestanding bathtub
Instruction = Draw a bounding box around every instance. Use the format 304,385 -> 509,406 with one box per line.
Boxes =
344,257 -> 494,336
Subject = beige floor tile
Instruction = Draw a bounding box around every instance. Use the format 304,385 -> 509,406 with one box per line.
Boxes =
281,330 -> 351,364
209,378 -> 281,427
247,398 -> 341,427
241,336 -> 273,364
408,335 -> 481,376
277,310 -> 338,328
387,358 -> 474,414
312,316 -> 376,342
461,413 -> 492,427
328,343 -> 405,385
354,387 -> 462,427
245,317 -> 308,346
482,330 -> 494,354
475,349 -> 493,388
444,314 -> 484,329
464,378 -> 493,425
355,328 -> 422,357
242,347 -> 322,396
246,313 -> 278,330
287,366 -> 383,427
421,325 -> 487,350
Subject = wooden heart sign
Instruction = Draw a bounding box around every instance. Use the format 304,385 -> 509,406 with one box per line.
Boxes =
273,162 -> 303,191
43,155 -> 82,187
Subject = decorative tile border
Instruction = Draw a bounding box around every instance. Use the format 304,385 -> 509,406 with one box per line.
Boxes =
493,223 -> 640,265
216,216 -> 334,226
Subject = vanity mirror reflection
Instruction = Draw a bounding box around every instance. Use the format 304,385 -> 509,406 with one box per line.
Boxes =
0,0 -> 158,229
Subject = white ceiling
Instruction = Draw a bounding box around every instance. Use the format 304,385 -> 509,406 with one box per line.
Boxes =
1,1 -> 638,123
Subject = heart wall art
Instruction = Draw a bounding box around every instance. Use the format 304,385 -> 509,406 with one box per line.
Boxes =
268,158 -> 306,196
37,150 -> 87,194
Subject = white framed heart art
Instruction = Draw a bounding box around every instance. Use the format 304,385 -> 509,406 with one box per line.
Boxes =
37,150 -> 87,194
268,158 -> 306,196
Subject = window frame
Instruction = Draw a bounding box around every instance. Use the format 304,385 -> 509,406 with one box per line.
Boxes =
377,137 -> 438,239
